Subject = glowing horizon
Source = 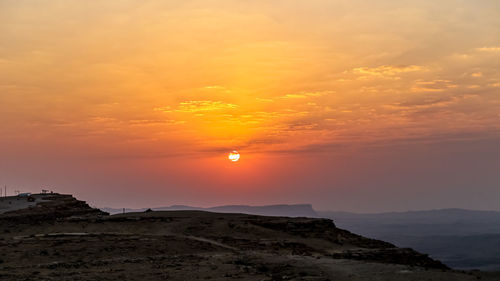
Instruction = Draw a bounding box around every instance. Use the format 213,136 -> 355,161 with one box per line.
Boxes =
0,1 -> 499,212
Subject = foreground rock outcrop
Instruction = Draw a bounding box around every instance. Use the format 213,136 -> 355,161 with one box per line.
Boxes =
0,194 -> 497,281
0,194 -> 107,222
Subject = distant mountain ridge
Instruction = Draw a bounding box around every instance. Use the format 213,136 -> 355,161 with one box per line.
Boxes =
321,208 -> 500,221
318,208 -> 500,271
101,203 -> 319,218
318,208 -> 500,235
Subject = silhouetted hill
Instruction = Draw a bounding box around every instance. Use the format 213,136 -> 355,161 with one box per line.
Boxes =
102,203 -> 319,218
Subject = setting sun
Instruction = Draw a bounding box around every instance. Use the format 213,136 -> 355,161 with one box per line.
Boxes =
228,151 -> 240,162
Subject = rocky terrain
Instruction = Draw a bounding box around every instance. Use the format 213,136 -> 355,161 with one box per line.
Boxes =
0,194 -> 498,280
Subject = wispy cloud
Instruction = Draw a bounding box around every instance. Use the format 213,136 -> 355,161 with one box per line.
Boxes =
411,80 -> 457,92
256,97 -> 274,102
281,91 -> 330,99
351,65 -> 425,78
476,47 -> 500,52
155,100 -> 238,113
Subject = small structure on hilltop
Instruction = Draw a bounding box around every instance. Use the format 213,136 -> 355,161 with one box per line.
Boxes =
41,189 -> 55,195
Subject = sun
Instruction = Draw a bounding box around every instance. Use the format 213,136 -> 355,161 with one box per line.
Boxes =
228,150 -> 240,162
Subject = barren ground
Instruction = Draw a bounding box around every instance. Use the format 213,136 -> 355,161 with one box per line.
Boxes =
0,194 -> 498,281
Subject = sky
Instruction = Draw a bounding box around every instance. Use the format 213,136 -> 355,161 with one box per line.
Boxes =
1,0 -> 499,212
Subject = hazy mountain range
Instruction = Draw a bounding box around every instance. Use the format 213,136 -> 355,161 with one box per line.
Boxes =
319,209 -> 500,271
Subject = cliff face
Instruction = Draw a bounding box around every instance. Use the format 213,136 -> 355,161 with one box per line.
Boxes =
2,195 -> 489,281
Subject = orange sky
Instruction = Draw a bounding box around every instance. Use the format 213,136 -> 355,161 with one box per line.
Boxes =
1,1 -> 499,211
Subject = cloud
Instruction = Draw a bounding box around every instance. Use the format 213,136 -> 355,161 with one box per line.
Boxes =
384,94 -> 484,124
476,47 -> 500,52
202,85 -> 231,93
388,97 -> 455,110
256,98 -> 274,102
282,94 -> 308,99
128,119 -> 182,126
203,85 -> 226,90
351,65 -> 424,78
155,100 -> 238,113
411,79 -> 457,92
281,91 -> 330,99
